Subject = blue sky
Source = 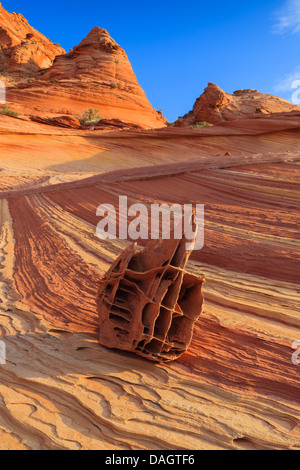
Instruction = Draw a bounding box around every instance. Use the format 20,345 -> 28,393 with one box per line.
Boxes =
3,0 -> 300,121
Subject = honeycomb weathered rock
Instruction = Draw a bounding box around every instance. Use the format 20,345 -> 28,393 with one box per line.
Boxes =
97,235 -> 205,362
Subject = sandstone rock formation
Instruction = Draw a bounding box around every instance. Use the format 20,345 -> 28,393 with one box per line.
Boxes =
29,114 -> 144,131
98,235 -> 205,362
175,82 -> 300,126
0,3 -> 65,77
7,26 -> 167,128
30,114 -> 81,129
94,118 -> 144,131
1,3 -> 300,452
1,109 -> 300,449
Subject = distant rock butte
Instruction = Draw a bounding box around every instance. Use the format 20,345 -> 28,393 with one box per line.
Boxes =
0,3 -> 65,76
175,83 -> 300,126
98,234 -> 205,362
7,25 -> 167,129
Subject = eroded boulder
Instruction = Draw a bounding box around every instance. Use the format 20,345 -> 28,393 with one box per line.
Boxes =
97,236 -> 205,362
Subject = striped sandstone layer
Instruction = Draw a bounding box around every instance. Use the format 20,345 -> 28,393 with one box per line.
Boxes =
0,110 -> 299,449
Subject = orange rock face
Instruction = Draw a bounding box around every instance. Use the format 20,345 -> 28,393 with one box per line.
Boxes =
0,4 -> 65,76
175,82 -> 300,125
7,26 -> 167,129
